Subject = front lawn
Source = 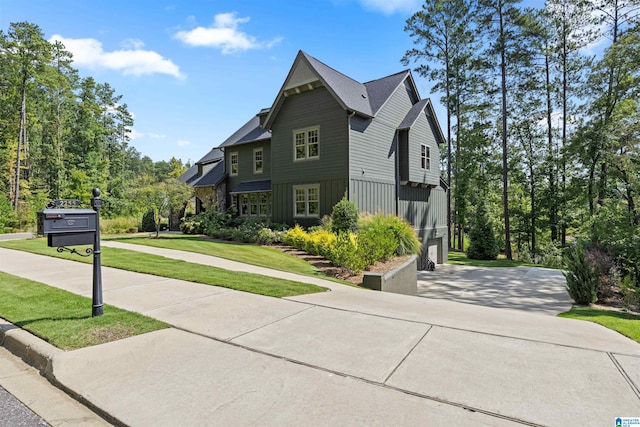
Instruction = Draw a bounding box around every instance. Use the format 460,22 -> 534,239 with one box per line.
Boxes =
106,234 -> 327,276
0,271 -> 169,350
0,238 -> 327,298
558,306 -> 640,343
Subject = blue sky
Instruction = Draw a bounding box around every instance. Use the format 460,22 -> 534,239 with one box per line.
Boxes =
1,0 -> 446,164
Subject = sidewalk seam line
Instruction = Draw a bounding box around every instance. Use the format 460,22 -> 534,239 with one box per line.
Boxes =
172,327 -> 542,427
289,301 -> 640,357
227,304 -> 315,341
383,325 -> 432,384
609,352 -> 640,400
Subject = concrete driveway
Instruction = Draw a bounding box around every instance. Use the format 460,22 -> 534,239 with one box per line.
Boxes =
417,264 -> 573,315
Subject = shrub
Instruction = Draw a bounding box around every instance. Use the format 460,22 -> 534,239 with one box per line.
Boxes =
141,210 -> 156,232
284,225 -> 310,250
327,232 -> 366,273
305,229 -> 337,258
357,225 -> 397,265
359,213 -> 421,256
331,195 -> 358,234
563,244 -> 598,305
0,194 -> 17,233
467,201 -> 499,260
101,217 -> 139,234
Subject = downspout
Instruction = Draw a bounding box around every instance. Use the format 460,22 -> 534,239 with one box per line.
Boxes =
347,111 -> 356,201
394,129 -> 399,216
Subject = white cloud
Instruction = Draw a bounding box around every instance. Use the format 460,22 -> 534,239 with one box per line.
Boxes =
177,140 -> 191,147
149,133 -> 167,139
174,12 -> 282,54
128,129 -> 144,140
357,0 -> 421,14
50,34 -> 183,79
121,38 -> 145,49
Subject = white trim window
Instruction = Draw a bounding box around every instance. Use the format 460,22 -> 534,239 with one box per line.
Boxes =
293,185 -> 320,217
254,148 -> 263,174
421,144 -> 430,170
293,127 -> 319,161
237,192 -> 271,217
230,152 -> 239,176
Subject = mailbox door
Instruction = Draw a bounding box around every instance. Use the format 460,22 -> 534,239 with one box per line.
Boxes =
48,232 -> 96,247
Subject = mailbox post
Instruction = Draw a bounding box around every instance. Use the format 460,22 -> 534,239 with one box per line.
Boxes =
91,188 -> 103,317
36,189 -> 104,317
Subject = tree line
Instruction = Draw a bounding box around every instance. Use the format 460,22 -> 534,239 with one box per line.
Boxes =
403,0 -> 639,261
0,22 -> 190,231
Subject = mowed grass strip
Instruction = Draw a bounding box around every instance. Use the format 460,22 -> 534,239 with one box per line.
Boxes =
447,250 -> 538,268
0,271 -> 169,350
0,239 -> 327,297
558,306 -> 640,344
107,234 -> 344,282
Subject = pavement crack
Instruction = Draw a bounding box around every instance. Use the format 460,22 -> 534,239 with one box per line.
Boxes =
228,304 -> 315,341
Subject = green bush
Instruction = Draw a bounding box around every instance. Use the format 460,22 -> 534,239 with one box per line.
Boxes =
141,210 -> 156,232
357,225 -> 397,265
563,244 -> 598,305
359,213 -> 421,256
0,194 -> 17,233
305,229 -> 336,258
327,232 -> 366,273
331,195 -> 358,234
467,201 -> 499,260
101,217 -> 139,234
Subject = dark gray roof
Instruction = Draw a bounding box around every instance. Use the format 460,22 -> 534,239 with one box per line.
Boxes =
193,161 -> 226,188
178,164 -> 199,185
229,180 -> 272,194
364,71 -> 411,115
398,99 -> 430,130
219,114 -> 271,148
398,98 -> 446,145
301,52 -> 373,117
197,147 -> 223,164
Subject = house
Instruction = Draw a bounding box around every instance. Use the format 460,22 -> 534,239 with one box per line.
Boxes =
181,51 -> 448,264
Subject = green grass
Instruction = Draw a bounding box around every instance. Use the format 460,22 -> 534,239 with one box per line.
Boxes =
0,271 -> 169,350
447,250 -> 539,268
105,234 -> 348,284
0,238 -> 327,298
558,306 -> 640,343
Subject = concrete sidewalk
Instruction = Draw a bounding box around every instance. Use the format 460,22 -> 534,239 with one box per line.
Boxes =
1,245 -> 639,426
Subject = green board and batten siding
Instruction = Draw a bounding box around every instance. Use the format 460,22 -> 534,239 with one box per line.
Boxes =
348,81 -> 416,216
225,140 -> 271,192
270,87 -> 349,225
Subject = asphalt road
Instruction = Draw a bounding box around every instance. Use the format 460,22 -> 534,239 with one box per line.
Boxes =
0,386 -> 49,427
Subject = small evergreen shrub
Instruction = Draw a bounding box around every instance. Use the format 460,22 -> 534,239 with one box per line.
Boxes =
357,225 -> 397,265
563,244 -> 599,305
141,210 -> 156,232
306,229 -> 337,258
331,195 -> 359,234
327,232 -> 366,273
467,201 -> 499,260
284,225 -> 310,249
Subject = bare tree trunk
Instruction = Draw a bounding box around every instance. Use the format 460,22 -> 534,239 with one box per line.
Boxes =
545,50 -> 557,242
13,81 -> 27,212
499,6 -> 512,260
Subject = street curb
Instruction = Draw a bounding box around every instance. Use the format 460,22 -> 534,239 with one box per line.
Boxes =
0,318 -> 60,377
0,317 -> 126,426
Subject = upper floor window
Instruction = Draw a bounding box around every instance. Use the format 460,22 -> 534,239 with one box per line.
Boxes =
230,152 -> 238,176
293,184 -> 319,217
421,144 -> 430,171
254,148 -> 263,174
294,127 -> 319,161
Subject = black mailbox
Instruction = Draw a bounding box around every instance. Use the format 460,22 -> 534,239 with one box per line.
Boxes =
37,208 -> 97,247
